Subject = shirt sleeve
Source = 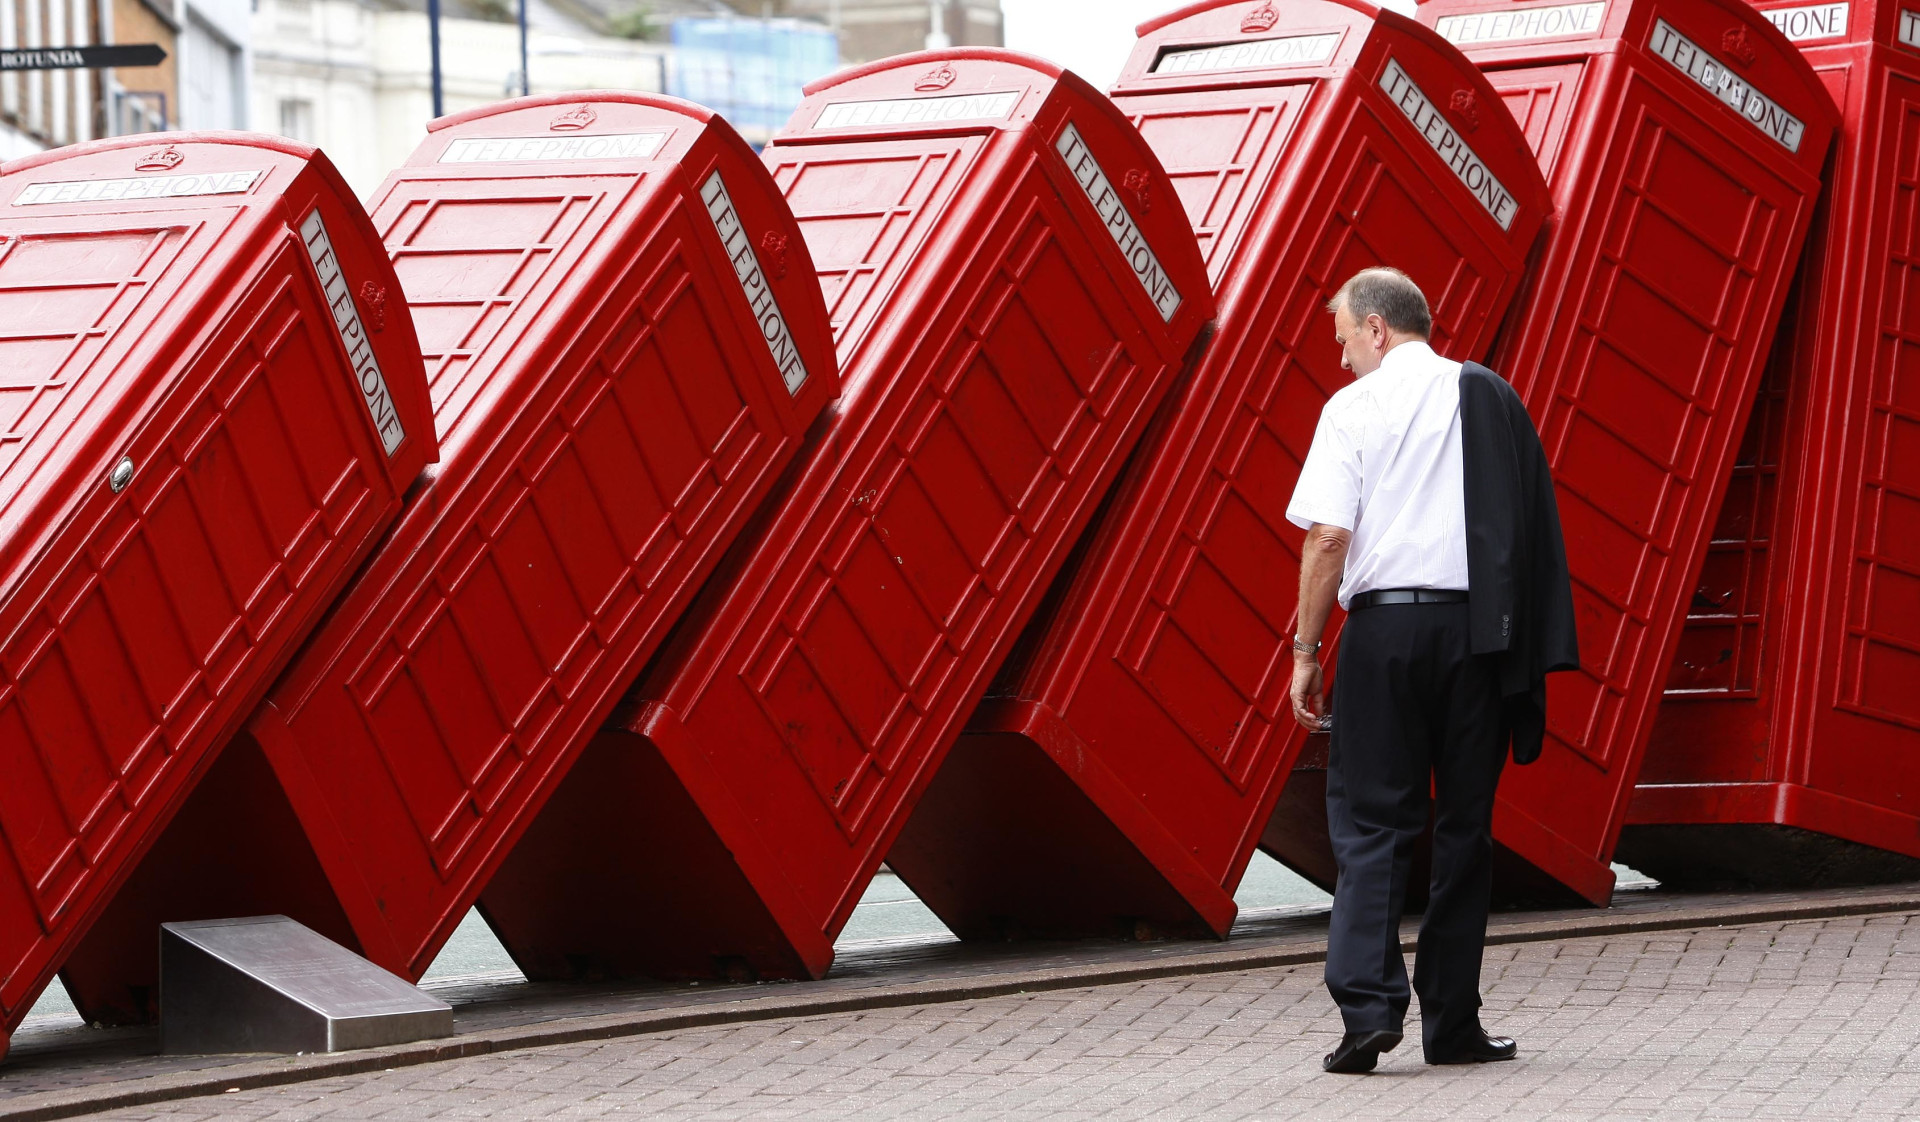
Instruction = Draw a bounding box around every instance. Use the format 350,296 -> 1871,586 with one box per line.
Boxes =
1287,400 -> 1361,532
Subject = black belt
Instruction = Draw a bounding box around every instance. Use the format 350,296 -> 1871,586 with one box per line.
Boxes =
1349,588 -> 1469,610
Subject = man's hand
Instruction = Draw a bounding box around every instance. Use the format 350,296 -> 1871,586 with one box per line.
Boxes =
1291,522 -> 1350,733
1290,652 -> 1327,732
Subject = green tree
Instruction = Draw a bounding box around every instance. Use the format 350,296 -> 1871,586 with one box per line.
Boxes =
608,3 -> 657,39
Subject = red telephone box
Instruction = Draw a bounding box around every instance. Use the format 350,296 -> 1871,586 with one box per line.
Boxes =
54,94 -> 841,1022
1403,0 -> 1838,904
1625,0 -> 1920,886
476,50 -> 1215,982
0,135 -> 435,1058
882,0 -> 1549,941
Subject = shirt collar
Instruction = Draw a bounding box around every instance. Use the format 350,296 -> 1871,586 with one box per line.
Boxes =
1377,339 -> 1437,375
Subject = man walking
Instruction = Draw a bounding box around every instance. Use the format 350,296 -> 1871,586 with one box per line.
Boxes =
1286,268 -> 1578,1074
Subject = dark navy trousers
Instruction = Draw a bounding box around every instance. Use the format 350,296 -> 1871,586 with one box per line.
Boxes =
1324,600 -> 1506,1057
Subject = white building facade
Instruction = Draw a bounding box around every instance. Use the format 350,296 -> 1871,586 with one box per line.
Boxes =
179,0 -> 248,129
250,0 -> 670,196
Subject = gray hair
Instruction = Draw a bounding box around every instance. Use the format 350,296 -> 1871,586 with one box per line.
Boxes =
1326,267 -> 1432,339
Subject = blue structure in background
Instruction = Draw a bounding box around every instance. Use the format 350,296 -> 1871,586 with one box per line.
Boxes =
670,17 -> 840,142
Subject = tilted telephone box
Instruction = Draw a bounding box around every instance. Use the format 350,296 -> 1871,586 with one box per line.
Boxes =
884,0 -> 1549,942
0,134 -> 435,1058
1384,0 -> 1839,904
1627,0 -> 1920,887
55,95 -> 841,1021
476,49 -> 1215,981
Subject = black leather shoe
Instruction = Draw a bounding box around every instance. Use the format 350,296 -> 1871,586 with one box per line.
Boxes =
1426,1030 -> 1517,1065
1322,1028 -> 1403,1074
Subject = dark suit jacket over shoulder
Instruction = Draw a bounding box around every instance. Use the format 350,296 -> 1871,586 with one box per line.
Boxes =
1459,362 -> 1580,765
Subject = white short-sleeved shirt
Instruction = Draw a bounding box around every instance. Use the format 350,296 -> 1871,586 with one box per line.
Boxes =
1285,340 -> 1470,609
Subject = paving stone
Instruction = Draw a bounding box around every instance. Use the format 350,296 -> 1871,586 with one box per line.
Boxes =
64,912 -> 1920,1120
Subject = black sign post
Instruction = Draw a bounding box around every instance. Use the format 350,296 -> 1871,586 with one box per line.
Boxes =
427,0 -> 443,118
0,44 -> 167,71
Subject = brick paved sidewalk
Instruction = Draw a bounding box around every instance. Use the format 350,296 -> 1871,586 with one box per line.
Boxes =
86,913 -> 1920,1121
8,883 -> 1919,1120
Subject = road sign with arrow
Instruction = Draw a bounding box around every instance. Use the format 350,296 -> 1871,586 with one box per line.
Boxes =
0,44 -> 167,71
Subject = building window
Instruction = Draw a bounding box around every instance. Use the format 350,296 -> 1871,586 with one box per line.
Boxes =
279,98 -> 315,142
116,92 -> 171,135
183,13 -> 247,131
